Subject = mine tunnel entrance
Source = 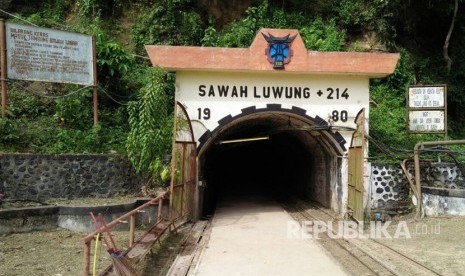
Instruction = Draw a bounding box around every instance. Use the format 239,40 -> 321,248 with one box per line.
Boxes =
197,110 -> 345,218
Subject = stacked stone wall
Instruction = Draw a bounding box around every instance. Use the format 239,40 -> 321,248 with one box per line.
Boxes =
370,163 -> 465,211
371,164 -> 409,210
0,154 -> 140,201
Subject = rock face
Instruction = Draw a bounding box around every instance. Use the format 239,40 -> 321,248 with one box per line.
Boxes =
0,0 -> 42,14
0,0 -> 12,9
0,154 -> 141,201
199,0 -> 257,27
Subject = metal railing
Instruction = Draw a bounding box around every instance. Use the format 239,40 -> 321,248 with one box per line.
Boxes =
81,192 -> 167,276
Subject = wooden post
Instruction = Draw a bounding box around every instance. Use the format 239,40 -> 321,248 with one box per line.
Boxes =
180,143 -> 186,217
128,214 -> 135,247
169,104 -> 178,219
92,35 -> 98,127
158,197 -> 163,222
0,19 -> 7,117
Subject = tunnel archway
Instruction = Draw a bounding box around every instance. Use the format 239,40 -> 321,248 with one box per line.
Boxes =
196,105 -> 346,218
148,28 -> 399,222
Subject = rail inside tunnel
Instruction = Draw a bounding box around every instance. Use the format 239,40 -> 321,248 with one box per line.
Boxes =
197,111 -> 344,218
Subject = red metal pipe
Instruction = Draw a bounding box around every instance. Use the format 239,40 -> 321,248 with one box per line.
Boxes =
81,193 -> 168,275
82,193 -> 166,244
83,241 -> 91,276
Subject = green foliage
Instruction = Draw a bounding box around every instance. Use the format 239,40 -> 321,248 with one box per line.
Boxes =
369,50 -> 413,158
336,0 -> 396,47
383,48 -> 415,92
54,91 -> 93,129
96,37 -> 134,77
367,49 -> 446,161
369,84 -> 408,152
0,92 -> 128,153
0,118 -> 20,146
45,124 -> 127,154
47,127 -> 100,153
214,1 -> 269,47
72,2 -> 130,68
201,25 -> 218,47
336,0 -> 363,27
126,67 -> 173,182
300,18 -> 345,51
75,0 -> 122,19
94,33 -> 135,95
71,3 -> 138,106
76,0 -> 98,19
0,87 -> 54,151
204,0 -> 345,51
132,0 -> 204,52
18,0 -> 72,28
6,0 -> 465,165
7,87 -> 54,118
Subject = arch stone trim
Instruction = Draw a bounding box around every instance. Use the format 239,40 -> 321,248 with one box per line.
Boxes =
197,104 -> 347,153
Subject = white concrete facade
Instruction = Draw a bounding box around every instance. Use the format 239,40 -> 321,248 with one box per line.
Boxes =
176,71 -> 370,217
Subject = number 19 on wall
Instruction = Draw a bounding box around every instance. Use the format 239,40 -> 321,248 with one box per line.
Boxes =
197,108 -> 210,120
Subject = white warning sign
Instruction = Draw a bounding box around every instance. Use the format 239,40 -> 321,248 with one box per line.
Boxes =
408,110 -> 445,132
5,23 -> 93,85
408,86 -> 445,108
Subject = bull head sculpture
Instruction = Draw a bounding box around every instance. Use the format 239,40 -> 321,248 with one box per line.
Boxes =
261,32 -> 297,69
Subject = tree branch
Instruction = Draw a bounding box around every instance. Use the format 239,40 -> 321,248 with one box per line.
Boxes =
443,0 -> 459,74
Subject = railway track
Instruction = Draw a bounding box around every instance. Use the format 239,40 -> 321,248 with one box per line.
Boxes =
282,199 -> 443,276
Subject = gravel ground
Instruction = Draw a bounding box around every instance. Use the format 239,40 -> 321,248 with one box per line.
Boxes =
379,216 -> 465,275
0,228 -> 140,276
0,225 -> 188,276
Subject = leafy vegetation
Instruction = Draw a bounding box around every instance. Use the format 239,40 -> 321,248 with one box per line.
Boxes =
2,0 -> 465,171
126,67 -> 173,179
131,0 -> 204,49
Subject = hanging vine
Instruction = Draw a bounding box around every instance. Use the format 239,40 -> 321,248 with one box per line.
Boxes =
126,67 -> 173,184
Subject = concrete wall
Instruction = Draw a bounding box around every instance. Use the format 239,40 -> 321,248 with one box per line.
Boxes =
422,187 -> 465,216
0,199 -> 170,234
0,154 -> 141,201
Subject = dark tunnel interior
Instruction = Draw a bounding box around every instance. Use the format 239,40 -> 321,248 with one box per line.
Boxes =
199,113 -> 336,217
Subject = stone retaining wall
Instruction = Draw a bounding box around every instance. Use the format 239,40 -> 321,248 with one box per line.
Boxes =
370,163 -> 465,213
0,154 -> 141,201
417,163 -> 465,189
370,164 -> 410,210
